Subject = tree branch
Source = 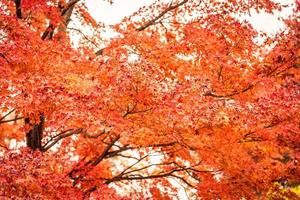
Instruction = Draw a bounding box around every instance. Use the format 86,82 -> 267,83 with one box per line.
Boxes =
0,117 -> 24,124
67,27 -> 100,48
41,0 -> 81,40
104,145 -> 133,158
42,128 -> 83,152
92,135 -> 121,166
61,0 -> 81,16
14,0 -> 22,19
0,109 -> 24,124
0,52 -> 11,64
84,129 -> 108,139
0,143 -> 9,150
113,155 -> 149,180
105,160 -> 210,189
204,84 -> 253,98
105,166 -> 197,185
136,0 -> 188,31
0,109 -> 15,122
139,141 -> 177,148
42,129 -> 73,147
123,104 -> 152,118
170,174 -> 195,188
94,0 -> 188,56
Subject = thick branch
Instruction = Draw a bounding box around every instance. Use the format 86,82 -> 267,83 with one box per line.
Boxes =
95,48 -> 104,56
14,0 -> 22,19
61,0 -> 80,16
41,0 -> 81,40
60,0 -> 81,31
25,114 -> 45,151
41,24 -> 55,40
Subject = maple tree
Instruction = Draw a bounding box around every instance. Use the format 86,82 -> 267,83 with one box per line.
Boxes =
0,0 -> 299,199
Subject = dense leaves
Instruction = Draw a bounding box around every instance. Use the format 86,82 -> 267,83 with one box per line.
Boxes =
0,0 -> 299,199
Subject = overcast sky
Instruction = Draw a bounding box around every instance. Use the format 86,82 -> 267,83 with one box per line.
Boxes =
85,0 -> 295,35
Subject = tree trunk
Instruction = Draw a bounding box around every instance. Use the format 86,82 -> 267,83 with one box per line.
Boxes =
25,114 -> 44,151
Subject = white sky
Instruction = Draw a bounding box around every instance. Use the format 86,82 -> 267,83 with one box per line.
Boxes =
85,0 -> 295,35
85,0 -> 157,24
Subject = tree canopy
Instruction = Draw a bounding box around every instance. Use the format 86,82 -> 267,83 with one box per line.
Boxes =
0,0 -> 299,199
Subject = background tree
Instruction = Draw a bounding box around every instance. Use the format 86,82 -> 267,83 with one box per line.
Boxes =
0,0 -> 299,199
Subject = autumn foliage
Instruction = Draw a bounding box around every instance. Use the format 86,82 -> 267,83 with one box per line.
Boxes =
0,0 -> 299,199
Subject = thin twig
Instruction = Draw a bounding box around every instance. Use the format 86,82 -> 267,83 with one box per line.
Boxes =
0,109 -> 16,122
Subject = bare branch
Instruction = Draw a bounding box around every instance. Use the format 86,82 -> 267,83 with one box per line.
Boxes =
170,174 -> 195,188
105,159 -> 210,188
42,128 -> 83,152
0,117 -> 24,124
106,153 -> 140,160
105,167 -> 192,184
137,0 -> 188,31
116,155 -> 149,177
105,145 -> 133,158
67,27 -> 100,48
42,129 -> 73,147
0,109 -> 15,122
0,109 -> 24,124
